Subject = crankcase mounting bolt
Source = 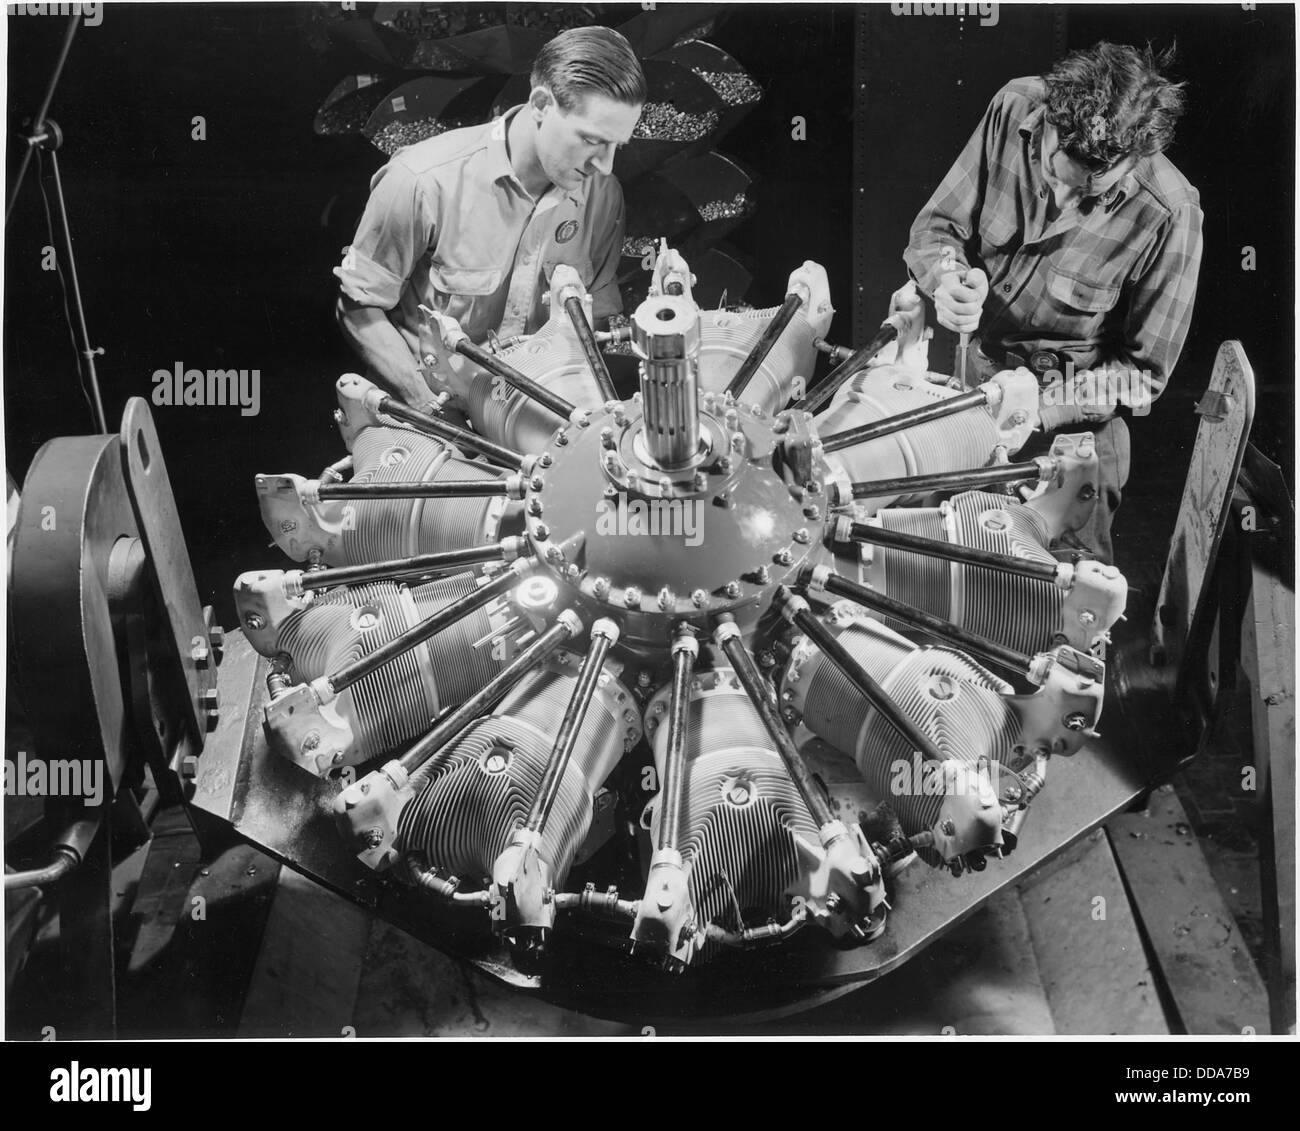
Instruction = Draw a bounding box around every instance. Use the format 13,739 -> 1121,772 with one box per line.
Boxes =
593,577 -> 611,599
1078,609 -> 1097,626
244,613 -> 266,631
1064,712 -> 1089,731
724,580 -> 742,599
691,588 -> 708,608
623,587 -> 642,608
940,819 -> 957,837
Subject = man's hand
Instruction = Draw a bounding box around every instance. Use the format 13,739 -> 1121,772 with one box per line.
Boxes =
336,295 -> 431,407
934,267 -> 988,335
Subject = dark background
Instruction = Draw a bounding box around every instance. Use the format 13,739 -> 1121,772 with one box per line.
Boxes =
4,2 -> 1293,626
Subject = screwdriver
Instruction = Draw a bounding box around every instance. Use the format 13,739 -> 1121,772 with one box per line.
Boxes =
939,247 -> 971,391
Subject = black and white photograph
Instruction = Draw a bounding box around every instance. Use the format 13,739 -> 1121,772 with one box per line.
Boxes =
1,0 -> 1295,1068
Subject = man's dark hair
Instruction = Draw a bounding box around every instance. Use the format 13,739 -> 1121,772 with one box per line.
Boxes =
531,26 -> 646,112
1043,42 -> 1186,168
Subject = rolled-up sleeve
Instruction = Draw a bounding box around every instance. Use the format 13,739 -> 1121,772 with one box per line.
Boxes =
587,179 -> 626,321
334,158 -> 437,310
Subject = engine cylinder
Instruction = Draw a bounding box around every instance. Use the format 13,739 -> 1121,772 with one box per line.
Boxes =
246,572 -> 514,766
861,492 -> 1063,655
818,366 -> 1010,511
398,658 -> 633,889
642,669 -> 822,964
783,607 -> 1014,862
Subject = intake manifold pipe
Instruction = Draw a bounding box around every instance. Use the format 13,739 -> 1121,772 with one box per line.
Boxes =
633,294 -> 701,470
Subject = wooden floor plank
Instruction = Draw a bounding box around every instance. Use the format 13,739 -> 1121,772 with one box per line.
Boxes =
1108,784 -> 1271,1034
237,868 -> 371,1038
1018,828 -> 1170,1034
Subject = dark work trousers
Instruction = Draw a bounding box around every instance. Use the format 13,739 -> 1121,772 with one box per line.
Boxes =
1016,415 -> 1131,566
951,338 -> 1132,566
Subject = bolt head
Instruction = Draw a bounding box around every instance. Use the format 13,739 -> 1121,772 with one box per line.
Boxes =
940,819 -> 957,837
691,588 -> 708,608
724,581 -> 742,599
623,587 -> 641,608
1064,712 -> 1088,731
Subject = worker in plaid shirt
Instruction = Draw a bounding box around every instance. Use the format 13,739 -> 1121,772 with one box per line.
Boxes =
903,42 -> 1203,564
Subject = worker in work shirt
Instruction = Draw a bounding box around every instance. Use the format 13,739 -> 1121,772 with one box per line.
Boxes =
903,42 -> 1204,564
335,26 -> 646,414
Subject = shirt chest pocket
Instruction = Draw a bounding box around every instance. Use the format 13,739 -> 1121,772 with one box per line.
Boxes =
427,262 -> 505,327
1046,266 -> 1121,314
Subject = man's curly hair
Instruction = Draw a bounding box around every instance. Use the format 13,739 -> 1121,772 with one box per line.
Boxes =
1043,42 -> 1186,169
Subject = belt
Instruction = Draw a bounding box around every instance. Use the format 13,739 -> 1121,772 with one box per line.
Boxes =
976,343 -> 1073,385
